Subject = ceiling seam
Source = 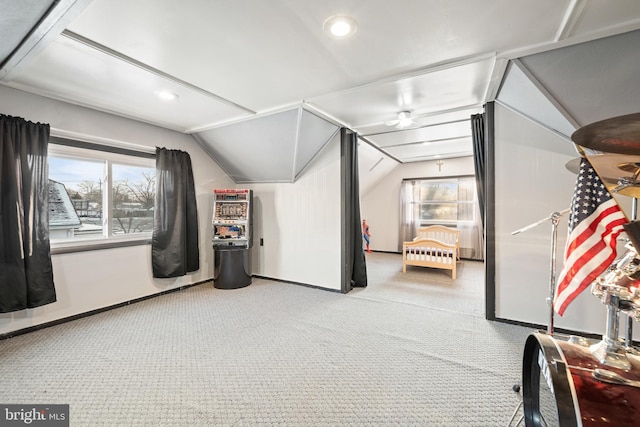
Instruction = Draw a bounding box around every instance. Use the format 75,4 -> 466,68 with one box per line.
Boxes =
494,100 -> 577,152
186,101 -> 304,134
61,29 -> 256,115
484,58 -> 509,103
0,0 -> 94,81
511,59 -> 581,129
362,118 -> 471,137
307,52 -> 496,102
301,102 -> 402,164
400,151 -> 474,162
191,133 -> 240,184
302,101 -> 354,130
357,135 -> 402,164
291,107 -> 304,183
5,80 -> 189,133
381,136 -> 472,149
555,0 -> 589,42
294,127 -> 341,182
499,18 -> 640,61
355,104 -> 482,129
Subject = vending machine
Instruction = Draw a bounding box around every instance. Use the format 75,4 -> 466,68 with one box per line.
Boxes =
212,189 -> 253,289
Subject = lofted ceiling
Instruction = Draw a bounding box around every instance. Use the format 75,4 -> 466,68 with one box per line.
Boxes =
2,0 -> 640,182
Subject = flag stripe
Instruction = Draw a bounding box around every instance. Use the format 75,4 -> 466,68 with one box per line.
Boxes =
555,217 -> 625,313
558,209 -> 626,279
555,232 -> 622,314
557,236 -> 616,301
554,158 -> 627,316
557,204 -> 625,284
562,203 -> 625,258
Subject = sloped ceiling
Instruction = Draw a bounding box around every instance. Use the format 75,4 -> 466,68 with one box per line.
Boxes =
195,108 -> 339,183
497,29 -> 640,144
497,63 -> 577,139
0,1 -> 55,62
518,29 -> 640,129
2,1 -> 640,182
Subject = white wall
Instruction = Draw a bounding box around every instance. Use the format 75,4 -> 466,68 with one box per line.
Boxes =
245,134 -> 342,290
360,156 -> 475,252
358,140 -> 400,196
0,86 -> 234,335
493,103 -> 636,337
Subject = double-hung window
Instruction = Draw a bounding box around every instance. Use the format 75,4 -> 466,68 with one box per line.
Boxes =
48,138 -> 155,252
414,176 -> 476,226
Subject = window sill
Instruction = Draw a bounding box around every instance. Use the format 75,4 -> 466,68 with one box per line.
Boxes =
51,236 -> 151,255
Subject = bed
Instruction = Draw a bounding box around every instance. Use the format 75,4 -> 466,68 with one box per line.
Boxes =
415,225 -> 460,260
402,226 -> 460,279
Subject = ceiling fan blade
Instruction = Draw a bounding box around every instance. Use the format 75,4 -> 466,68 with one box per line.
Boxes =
396,119 -> 418,129
387,111 -> 416,128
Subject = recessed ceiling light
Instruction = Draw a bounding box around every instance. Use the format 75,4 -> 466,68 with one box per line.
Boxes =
323,15 -> 358,39
154,90 -> 179,101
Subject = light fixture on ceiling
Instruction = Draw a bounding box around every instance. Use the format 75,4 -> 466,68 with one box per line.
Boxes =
154,90 -> 179,101
385,111 -> 417,129
323,15 -> 358,39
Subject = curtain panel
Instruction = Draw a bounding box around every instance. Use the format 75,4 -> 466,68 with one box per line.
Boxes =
341,129 -> 367,291
399,180 -> 418,251
0,114 -> 56,313
471,111 -> 486,227
152,147 -> 199,278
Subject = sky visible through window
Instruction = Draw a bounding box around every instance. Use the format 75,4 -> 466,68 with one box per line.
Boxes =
49,157 -> 103,190
49,157 -> 153,190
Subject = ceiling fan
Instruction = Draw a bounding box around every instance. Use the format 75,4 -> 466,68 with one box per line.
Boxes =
385,111 -> 418,129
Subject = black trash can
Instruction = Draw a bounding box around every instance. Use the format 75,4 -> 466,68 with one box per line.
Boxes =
213,246 -> 251,289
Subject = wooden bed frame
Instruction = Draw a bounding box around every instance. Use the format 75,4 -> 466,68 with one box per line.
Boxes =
415,225 -> 460,260
402,226 -> 460,279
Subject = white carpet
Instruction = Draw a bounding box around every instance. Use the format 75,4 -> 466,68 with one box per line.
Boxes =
0,253 -> 532,426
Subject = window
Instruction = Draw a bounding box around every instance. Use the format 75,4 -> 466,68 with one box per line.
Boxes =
48,139 -> 155,249
414,176 -> 476,225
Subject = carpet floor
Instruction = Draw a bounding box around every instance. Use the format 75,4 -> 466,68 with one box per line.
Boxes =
0,252 -> 532,426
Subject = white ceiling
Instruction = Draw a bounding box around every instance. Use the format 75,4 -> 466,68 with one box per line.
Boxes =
2,0 -> 640,181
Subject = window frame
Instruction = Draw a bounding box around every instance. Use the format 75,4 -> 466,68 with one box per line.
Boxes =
411,175 -> 476,227
48,137 -> 156,255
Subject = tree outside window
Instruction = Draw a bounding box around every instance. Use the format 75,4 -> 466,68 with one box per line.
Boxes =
416,177 -> 475,224
48,151 -> 155,242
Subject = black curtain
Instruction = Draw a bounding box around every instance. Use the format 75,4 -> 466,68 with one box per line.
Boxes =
471,109 -> 486,227
341,128 -> 367,292
152,147 -> 199,278
476,102 -> 496,320
0,115 -> 56,313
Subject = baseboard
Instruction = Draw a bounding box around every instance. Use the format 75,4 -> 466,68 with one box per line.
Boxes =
253,275 -> 342,293
0,279 -> 212,341
492,316 -> 631,343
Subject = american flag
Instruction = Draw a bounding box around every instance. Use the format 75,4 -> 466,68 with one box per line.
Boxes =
554,157 -> 628,316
